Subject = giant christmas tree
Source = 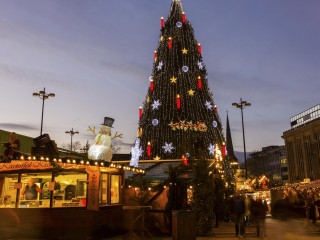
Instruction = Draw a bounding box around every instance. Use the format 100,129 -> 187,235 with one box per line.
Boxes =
131,0 -> 226,168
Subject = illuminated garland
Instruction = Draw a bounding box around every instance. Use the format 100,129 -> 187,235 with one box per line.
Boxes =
0,155 -> 146,174
168,121 -> 207,132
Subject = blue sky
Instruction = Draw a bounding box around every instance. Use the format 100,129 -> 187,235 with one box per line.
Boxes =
0,0 -> 319,154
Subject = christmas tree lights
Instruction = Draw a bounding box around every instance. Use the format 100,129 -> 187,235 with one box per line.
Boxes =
133,0 -> 226,163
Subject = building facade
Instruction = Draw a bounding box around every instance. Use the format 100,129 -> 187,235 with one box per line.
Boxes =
282,104 -> 320,183
247,146 -> 288,184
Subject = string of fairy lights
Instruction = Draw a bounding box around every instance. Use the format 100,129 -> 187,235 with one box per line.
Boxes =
10,156 -> 145,174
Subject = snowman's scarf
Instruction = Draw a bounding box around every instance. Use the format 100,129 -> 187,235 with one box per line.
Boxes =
96,134 -> 103,144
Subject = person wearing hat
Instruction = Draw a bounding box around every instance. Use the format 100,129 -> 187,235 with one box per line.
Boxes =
88,117 -> 114,162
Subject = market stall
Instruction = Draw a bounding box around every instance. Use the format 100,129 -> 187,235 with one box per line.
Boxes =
0,157 -> 145,238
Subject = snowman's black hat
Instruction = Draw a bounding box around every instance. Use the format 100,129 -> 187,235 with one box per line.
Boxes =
101,117 -> 114,128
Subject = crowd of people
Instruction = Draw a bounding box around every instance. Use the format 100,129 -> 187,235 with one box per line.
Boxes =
231,191 -> 268,238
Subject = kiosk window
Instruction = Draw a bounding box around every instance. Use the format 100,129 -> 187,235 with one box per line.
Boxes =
20,173 -> 52,208
111,175 -> 120,204
0,175 -> 18,208
53,173 -> 87,208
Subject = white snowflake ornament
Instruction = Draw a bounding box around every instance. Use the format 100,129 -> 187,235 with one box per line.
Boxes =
208,144 -> 215,156
157,61 -> 164,71
197,61 -> 204,70
162,142 -> 175,153
130,138 -> 143,168
205,101 -> 213,110
151,100 -> 161,110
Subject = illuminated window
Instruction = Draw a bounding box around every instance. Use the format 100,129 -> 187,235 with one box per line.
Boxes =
53,173 -> 87,208
0,175 -> 18,208
99,173 -> 108,205
111,175 -> 120,204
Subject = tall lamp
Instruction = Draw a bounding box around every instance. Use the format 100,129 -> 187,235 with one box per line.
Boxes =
33,88 -> 55,135
232,98 -> 251,179
65,128 -> 79,152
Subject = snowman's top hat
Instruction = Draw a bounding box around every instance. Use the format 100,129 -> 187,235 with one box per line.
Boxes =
101,117 -> 114,128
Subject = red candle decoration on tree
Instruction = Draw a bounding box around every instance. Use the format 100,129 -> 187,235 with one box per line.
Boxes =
198,43 -> 201,55
161,17 -> 164,29
222,142 -> 226,157
147,141 -> 151,158
150,78 -> 154,93
154,50 -> 157,62
168,37 -> 172,50
182,155 -> 188,165
176,94 -> 181,110
182,12 -> 185,24
139,106 -> 142,120
214,104 -> 218,114
198,76 -> 202,90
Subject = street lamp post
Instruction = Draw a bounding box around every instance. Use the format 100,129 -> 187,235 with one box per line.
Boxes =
65,128 -> 79,152
232,98 -> 251,179
33,88 -> 55,135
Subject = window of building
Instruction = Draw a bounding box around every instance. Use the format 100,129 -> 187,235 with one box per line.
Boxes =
111,175 -> 120,204
99,173 -> 108,205
53,173 -> 87,208
0,175 -> 18,208
281,158 -> 287,164
20,173 -> 52,208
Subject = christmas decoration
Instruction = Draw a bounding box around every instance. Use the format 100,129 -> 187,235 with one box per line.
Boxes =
213,121 -> 218,128
214,104 -> 218,114
198,43 -> 201,55
208,143 -> 215,156
176,94 -> 181,110
197,61 -> 204,70
151,100 -> 161,110
152,119 -> 159,126
153,156 -> 161,161
198,76 -> 202,90
130,138 -> 143,168
176,21 -> 182,28
154,50 -> 157,62
188,89 -> 195,96
88,117 -> 122,162
168,37 -> 172,50
134,0 -> 226,164
150,78 -> 154,93
170,76 -> 177,83
205,101 -> 213,110
168,121 -> 207,132
139,106 -> 142,119
222,142 -> 226,157
161,16 -> 164,28
137,127 -> 142,137
157,61 -> 164,71
162,142 -> 175,153
182,66 -> 189,72
182,154 -> 187,165
147,141 -> 151,158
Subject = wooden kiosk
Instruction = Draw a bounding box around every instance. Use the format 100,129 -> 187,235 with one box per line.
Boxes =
0,157 -> 145,239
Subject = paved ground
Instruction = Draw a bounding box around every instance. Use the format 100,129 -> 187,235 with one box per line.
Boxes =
110,218 -> 320,240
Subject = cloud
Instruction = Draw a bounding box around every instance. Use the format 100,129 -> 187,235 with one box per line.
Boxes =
0,123 -> 38,131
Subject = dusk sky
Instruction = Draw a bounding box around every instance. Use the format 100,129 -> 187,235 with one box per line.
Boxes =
0,0 -> 319,155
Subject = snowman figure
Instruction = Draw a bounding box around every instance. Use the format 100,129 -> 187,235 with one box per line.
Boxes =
88,117 -> 115,162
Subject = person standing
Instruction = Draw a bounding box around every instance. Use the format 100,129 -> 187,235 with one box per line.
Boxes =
21,178 -> 42,200
233,192 -> 246,238
252,198 -> 267,237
